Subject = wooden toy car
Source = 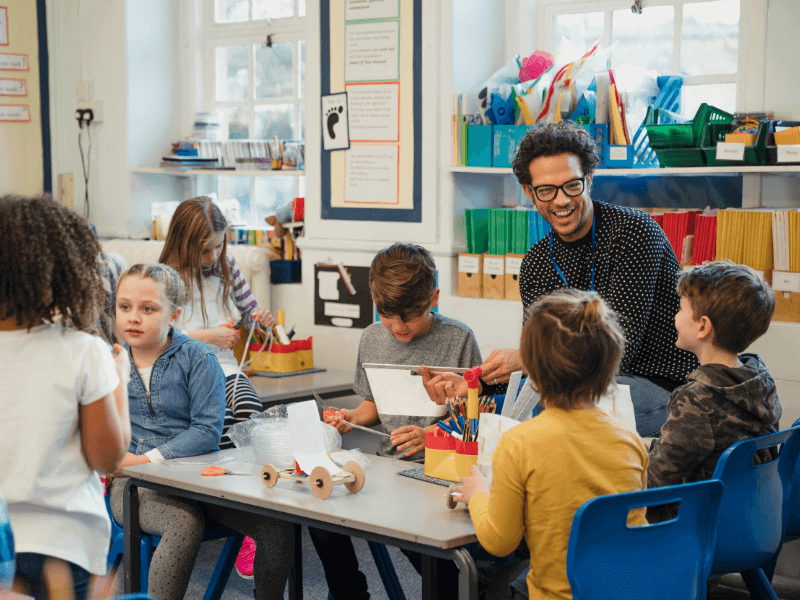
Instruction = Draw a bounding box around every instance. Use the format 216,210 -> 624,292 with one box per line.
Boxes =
260,460 -> 366,499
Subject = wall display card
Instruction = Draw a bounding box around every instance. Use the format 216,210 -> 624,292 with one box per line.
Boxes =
314,264 -> 373,328
0,78 -> 25,96
0,7 -> 8,46
345,0 -> 399,21
344,145 -> 399,204
321,92 -> 350,151
0,104 -> 29,121
346,82 -> 400,142
777,145 -> 800,163
0,53 -> 27,70
344,20 -> 400,82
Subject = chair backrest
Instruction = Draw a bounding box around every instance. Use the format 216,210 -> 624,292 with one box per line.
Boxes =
567,479 -> 724,600
710,426 -> 800,574
785,418 -> 800,541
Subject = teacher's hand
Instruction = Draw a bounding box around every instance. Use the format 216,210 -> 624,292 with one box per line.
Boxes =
480,349 -> 523,385
419,366 -> 469,404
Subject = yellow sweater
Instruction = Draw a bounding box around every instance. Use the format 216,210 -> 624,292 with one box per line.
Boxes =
469,407 -> 648,600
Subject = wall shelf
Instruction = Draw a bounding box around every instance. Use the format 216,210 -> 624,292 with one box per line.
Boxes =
447,165 -> 800,176
131,167 -> 305,177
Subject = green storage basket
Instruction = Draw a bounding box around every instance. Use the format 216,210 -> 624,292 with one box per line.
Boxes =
645,103 -> 733,149
701,121 -> 768,167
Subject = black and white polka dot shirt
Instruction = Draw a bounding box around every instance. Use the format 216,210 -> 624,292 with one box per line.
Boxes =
519,201 -> 698,383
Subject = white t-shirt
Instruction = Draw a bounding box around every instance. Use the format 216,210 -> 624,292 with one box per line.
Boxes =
177,275 -> 242,376
0,324 -> 119,575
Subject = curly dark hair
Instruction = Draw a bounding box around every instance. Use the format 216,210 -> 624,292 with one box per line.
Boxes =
0,194 -> 105,332
512,120 -> 602,187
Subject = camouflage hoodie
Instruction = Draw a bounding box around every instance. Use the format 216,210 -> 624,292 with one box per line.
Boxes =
647,353 -> 781,521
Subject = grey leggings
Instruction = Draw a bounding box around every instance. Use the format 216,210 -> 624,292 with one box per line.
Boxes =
109,477 -> 293,600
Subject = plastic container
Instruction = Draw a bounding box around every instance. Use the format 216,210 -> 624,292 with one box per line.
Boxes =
646,103 -> 733,149
701,121 -> 768,167
766,121 -> 800,165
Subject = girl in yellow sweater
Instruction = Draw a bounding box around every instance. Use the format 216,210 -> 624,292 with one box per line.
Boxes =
454,289 -> 648,600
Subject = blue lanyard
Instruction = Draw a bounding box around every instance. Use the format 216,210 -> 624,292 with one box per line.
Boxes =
549,215 -> 596,291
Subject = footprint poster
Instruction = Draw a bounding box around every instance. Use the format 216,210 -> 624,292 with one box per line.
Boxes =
321,92 -> 350,151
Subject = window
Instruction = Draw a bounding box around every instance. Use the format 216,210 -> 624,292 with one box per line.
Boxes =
198,0 -> 306,228
543,0 -> 741,118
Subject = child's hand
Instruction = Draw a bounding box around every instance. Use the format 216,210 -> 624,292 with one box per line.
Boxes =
205,326 -> 241,350
390,425 -> 426,457
252,308 -> 275,329
326,408 -> 355,434
420,366 -> 467,404
452,465 -> 488,504
112,343 -> 131,385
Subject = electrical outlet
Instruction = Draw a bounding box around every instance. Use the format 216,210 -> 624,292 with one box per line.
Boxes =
76,100 -> 102,123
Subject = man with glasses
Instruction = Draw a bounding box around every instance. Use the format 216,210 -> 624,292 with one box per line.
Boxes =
430,121 -> 697,438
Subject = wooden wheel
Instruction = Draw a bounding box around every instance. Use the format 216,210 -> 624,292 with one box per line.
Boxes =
446,485 -> 458,510
310,467 -> 333,499
342,461 -> 365,493
261,464 -> 279,488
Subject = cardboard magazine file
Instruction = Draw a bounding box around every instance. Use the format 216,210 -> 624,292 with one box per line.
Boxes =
504,254 -> 524,301
457,253 -> 482,298
772,271 -> 800,323
482,254 -> 505,299
424,429 -> 478,482
249,335 -> 314,373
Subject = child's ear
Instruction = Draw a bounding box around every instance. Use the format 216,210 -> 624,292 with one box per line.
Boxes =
169,306 -> 182,327
697,315 -> 713,340
430,289 -> 440,310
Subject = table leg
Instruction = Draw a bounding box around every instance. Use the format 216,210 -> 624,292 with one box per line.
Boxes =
288,523 -> 303,600
421,554 -> 438,600
452,547 -> 478,600
123,479 -> 140,595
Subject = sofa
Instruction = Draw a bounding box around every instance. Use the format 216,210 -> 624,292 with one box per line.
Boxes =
99,239 -> 271,309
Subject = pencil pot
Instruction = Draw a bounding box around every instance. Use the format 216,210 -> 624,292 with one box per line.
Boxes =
454,440 -> 479,478
249,335 -> 313,373
424,430 -> 459,482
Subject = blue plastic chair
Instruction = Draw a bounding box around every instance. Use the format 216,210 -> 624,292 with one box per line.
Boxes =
105,495 -> 244,600
709,426 -> 800,600
567,479 -> 724,600
781,417 -> 800,543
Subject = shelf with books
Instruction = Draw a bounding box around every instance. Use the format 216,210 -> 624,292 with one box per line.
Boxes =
447,165 -> 800,176
131,167 -> 305,177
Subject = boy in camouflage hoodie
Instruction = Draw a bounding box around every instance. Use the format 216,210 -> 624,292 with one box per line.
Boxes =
647,260 -> 780,522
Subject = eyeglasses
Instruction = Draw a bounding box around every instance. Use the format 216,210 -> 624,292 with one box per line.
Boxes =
527,176 -> 587,203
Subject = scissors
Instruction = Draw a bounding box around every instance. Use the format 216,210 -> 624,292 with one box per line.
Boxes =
313,391 -> 390,438
201,466 -> 249,476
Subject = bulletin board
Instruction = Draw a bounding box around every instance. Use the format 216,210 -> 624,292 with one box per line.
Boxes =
320,0 -> 422,222
314,264 -> 373,329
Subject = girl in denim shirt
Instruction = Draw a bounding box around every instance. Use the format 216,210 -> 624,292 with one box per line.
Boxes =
108,263 -> 293,600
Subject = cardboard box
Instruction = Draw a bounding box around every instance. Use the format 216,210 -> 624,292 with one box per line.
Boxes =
482,254 -> 505,300
457,253 -> 482,298
772,271 -> 800,323
504,253 -> 524,301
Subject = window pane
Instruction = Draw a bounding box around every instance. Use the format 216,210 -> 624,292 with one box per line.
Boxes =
681,83 -> 737,118
254,43 -> 294,99
219,106 -> 251,139
299,40 -> 306,98
255,105 -> 295,140
681,1 -> 739,76
215,176 -> 253,226
254,177 -> 297,226
298,0 -> 305,18
299,102 -> 305,141
555,13 -> 603,55
215,0 -> 248,23
215,46 -> 249,102
253,0 -> 294,20
612,6 -> 674,74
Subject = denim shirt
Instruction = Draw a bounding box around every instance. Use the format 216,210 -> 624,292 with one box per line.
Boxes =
125,329 -> 225,459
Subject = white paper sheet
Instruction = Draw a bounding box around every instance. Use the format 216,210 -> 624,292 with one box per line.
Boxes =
500,371 -> 523,418
288,400 -> 343,476
364,367 -> 449,418
596,384 -> 637,433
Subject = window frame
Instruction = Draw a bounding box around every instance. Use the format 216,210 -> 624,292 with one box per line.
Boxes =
538,0 -> 752,112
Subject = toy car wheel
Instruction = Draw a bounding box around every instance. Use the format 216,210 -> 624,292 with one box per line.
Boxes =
261,464 -> 279,488
342,461 -> 365,493
310,467 -> 333,499
446,485 -> 458,510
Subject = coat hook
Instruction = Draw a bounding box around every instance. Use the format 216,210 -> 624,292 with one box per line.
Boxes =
631,0 -> 643,14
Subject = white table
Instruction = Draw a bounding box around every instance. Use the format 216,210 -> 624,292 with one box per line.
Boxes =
122,451 -> 479,599
249,368 -> 355,407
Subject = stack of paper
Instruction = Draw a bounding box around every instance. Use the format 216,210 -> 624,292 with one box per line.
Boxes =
528,209 -> 552,247
692,215 -> 718,265
663,211 -> 700,263
465,208 -> 489,254
774,210 -> 800,272
717,210 -> 774,271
